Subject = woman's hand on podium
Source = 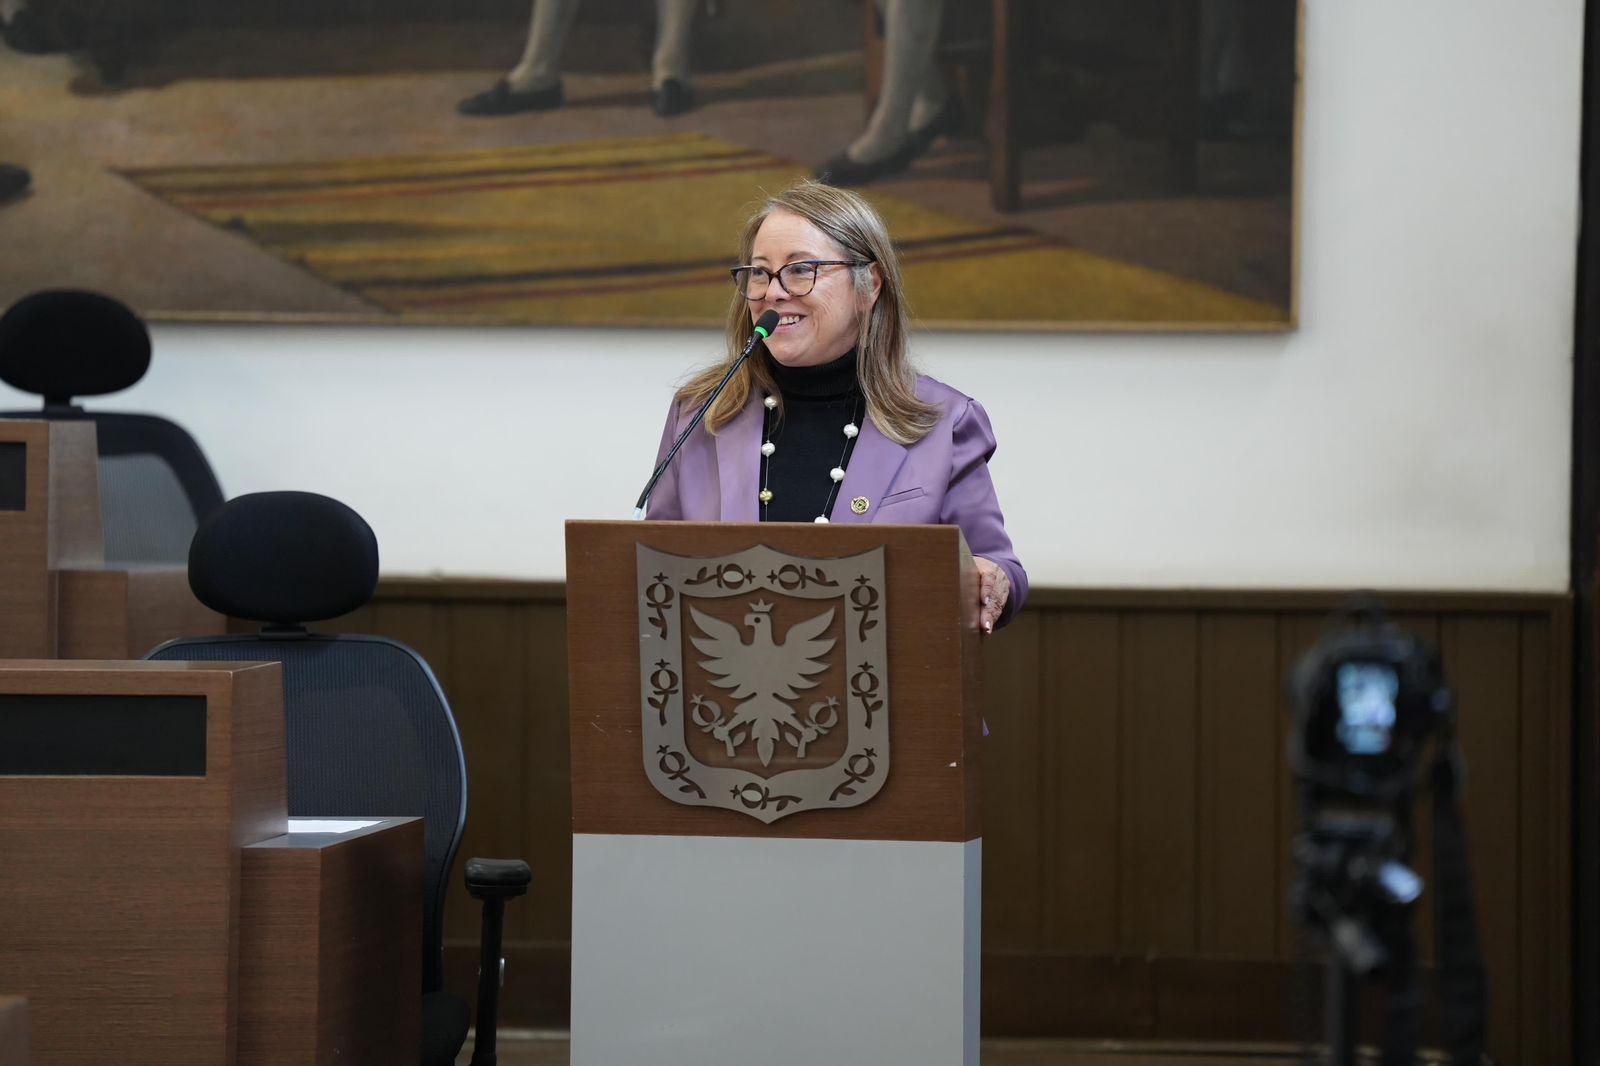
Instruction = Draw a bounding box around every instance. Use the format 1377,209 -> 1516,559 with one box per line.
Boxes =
975,556 -> 1010,635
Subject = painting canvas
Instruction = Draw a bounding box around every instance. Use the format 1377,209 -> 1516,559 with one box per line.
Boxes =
0,0 -> 1299,330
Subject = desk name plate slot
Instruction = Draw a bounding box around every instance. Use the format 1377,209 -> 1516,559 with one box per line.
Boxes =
0,694 -> 206,775
0,442 -> 24,511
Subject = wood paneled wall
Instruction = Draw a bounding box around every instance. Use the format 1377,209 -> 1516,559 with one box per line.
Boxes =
317,581 -> 1570,1064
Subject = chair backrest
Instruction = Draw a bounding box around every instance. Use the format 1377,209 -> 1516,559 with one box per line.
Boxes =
145,491 -> 468,994
148,634 -> 466,992
0,289 -> 224,565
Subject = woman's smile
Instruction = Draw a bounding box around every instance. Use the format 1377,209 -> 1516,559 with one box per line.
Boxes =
748,209 -> 879,367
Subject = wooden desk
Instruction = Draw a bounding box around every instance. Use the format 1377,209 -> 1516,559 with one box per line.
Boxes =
0,418 -> 221,658
240,818 -> 423,1066
0,660 -> 285,1066
56,567 -> 220,659
0,421 -> 99,657
0,664 -> 425,1066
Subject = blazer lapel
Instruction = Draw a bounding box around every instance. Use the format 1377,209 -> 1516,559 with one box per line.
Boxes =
832,416 -> 908,524
715,393 -> 764,522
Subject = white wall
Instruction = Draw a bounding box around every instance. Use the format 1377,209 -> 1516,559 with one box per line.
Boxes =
1,0 -> 1583,591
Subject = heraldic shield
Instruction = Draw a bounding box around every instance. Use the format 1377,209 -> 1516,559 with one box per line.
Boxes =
637,543 -> 890,824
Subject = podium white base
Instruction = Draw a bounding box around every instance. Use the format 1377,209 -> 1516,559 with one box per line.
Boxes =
570,833 -> 981,1066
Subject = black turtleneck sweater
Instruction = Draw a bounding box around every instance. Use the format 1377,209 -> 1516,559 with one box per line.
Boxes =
761,349 -> 864,523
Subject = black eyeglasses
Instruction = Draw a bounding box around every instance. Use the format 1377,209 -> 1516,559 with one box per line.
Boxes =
730,260 -> 867,300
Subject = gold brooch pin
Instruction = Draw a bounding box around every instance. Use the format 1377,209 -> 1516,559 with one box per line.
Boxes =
851,496 -> 869,515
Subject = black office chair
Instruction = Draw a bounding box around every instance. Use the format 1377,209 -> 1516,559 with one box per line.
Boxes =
0,289 -> 224,566
146,491 -> 532,1066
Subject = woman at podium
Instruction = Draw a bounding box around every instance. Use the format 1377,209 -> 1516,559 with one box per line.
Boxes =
645,181 -> 1026,633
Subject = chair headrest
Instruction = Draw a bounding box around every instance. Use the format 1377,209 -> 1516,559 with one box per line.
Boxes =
0,290 -> 152,402
189,492 -> 380,625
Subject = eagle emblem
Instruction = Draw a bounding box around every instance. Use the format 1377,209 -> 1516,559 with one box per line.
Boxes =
690,600 -> 834,766
637,544 -> 890,823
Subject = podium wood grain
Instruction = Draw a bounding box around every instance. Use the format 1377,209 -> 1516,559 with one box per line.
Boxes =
239,820 -> 424,1066
0,661 -> 287,1066
566,520 -> 982,842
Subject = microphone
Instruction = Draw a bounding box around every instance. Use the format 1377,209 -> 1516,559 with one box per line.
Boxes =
633,309 -> 780,519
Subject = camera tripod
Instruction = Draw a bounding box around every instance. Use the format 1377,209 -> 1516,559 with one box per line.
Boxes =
1296,813 -> 1423,1066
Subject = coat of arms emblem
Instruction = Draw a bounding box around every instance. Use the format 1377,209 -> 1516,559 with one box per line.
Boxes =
636,543 -> 890,823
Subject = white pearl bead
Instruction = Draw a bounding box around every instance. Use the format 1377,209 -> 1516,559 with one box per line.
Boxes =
843,423 -> 859,438
763,395 -> 778,409
814,515 -> 829,524
830,467 -> 845,482
761,441 -> 775,456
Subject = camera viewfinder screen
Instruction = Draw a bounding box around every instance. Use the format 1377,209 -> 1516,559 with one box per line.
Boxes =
1335,662 -> 1399,756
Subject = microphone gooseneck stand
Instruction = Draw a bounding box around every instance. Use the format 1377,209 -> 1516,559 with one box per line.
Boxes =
632,308 -> 781,519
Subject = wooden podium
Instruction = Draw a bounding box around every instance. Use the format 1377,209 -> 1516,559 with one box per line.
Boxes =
565,520 -> 984,1066
0,418 -> 220,659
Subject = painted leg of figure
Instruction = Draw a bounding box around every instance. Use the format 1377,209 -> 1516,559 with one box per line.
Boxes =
816,0 -> 946,185
648,0 -> 698,115
849,0 -> 943,161
905,37 -> 956,151
508,0 -> 581,92
458,0 -> 581,116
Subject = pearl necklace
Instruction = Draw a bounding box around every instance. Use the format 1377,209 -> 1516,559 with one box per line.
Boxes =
758,392 -> 861,523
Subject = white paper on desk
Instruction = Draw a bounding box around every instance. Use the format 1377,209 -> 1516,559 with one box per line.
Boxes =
287,818 -> 380,834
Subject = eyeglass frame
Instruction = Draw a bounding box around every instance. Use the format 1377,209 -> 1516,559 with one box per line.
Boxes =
729,259 -> 870,301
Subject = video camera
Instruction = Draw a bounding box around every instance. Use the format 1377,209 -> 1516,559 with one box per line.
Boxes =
1287,598 -> 1486,1066
1290,607 -> 1450,804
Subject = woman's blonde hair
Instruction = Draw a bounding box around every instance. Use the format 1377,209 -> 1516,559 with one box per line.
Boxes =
676,181 -> 939,444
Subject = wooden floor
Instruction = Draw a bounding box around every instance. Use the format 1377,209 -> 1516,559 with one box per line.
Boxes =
457,1034 -> 1322,1065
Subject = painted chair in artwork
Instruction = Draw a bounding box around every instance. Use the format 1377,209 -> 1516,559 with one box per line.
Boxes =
147,490 -> 534,1066
0,289 -> 225,566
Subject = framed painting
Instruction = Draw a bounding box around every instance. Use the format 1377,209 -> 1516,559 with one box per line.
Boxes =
0,0 -> 1300,330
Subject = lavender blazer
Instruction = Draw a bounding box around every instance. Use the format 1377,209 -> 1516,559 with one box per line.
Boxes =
645,374 -> 1028,627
